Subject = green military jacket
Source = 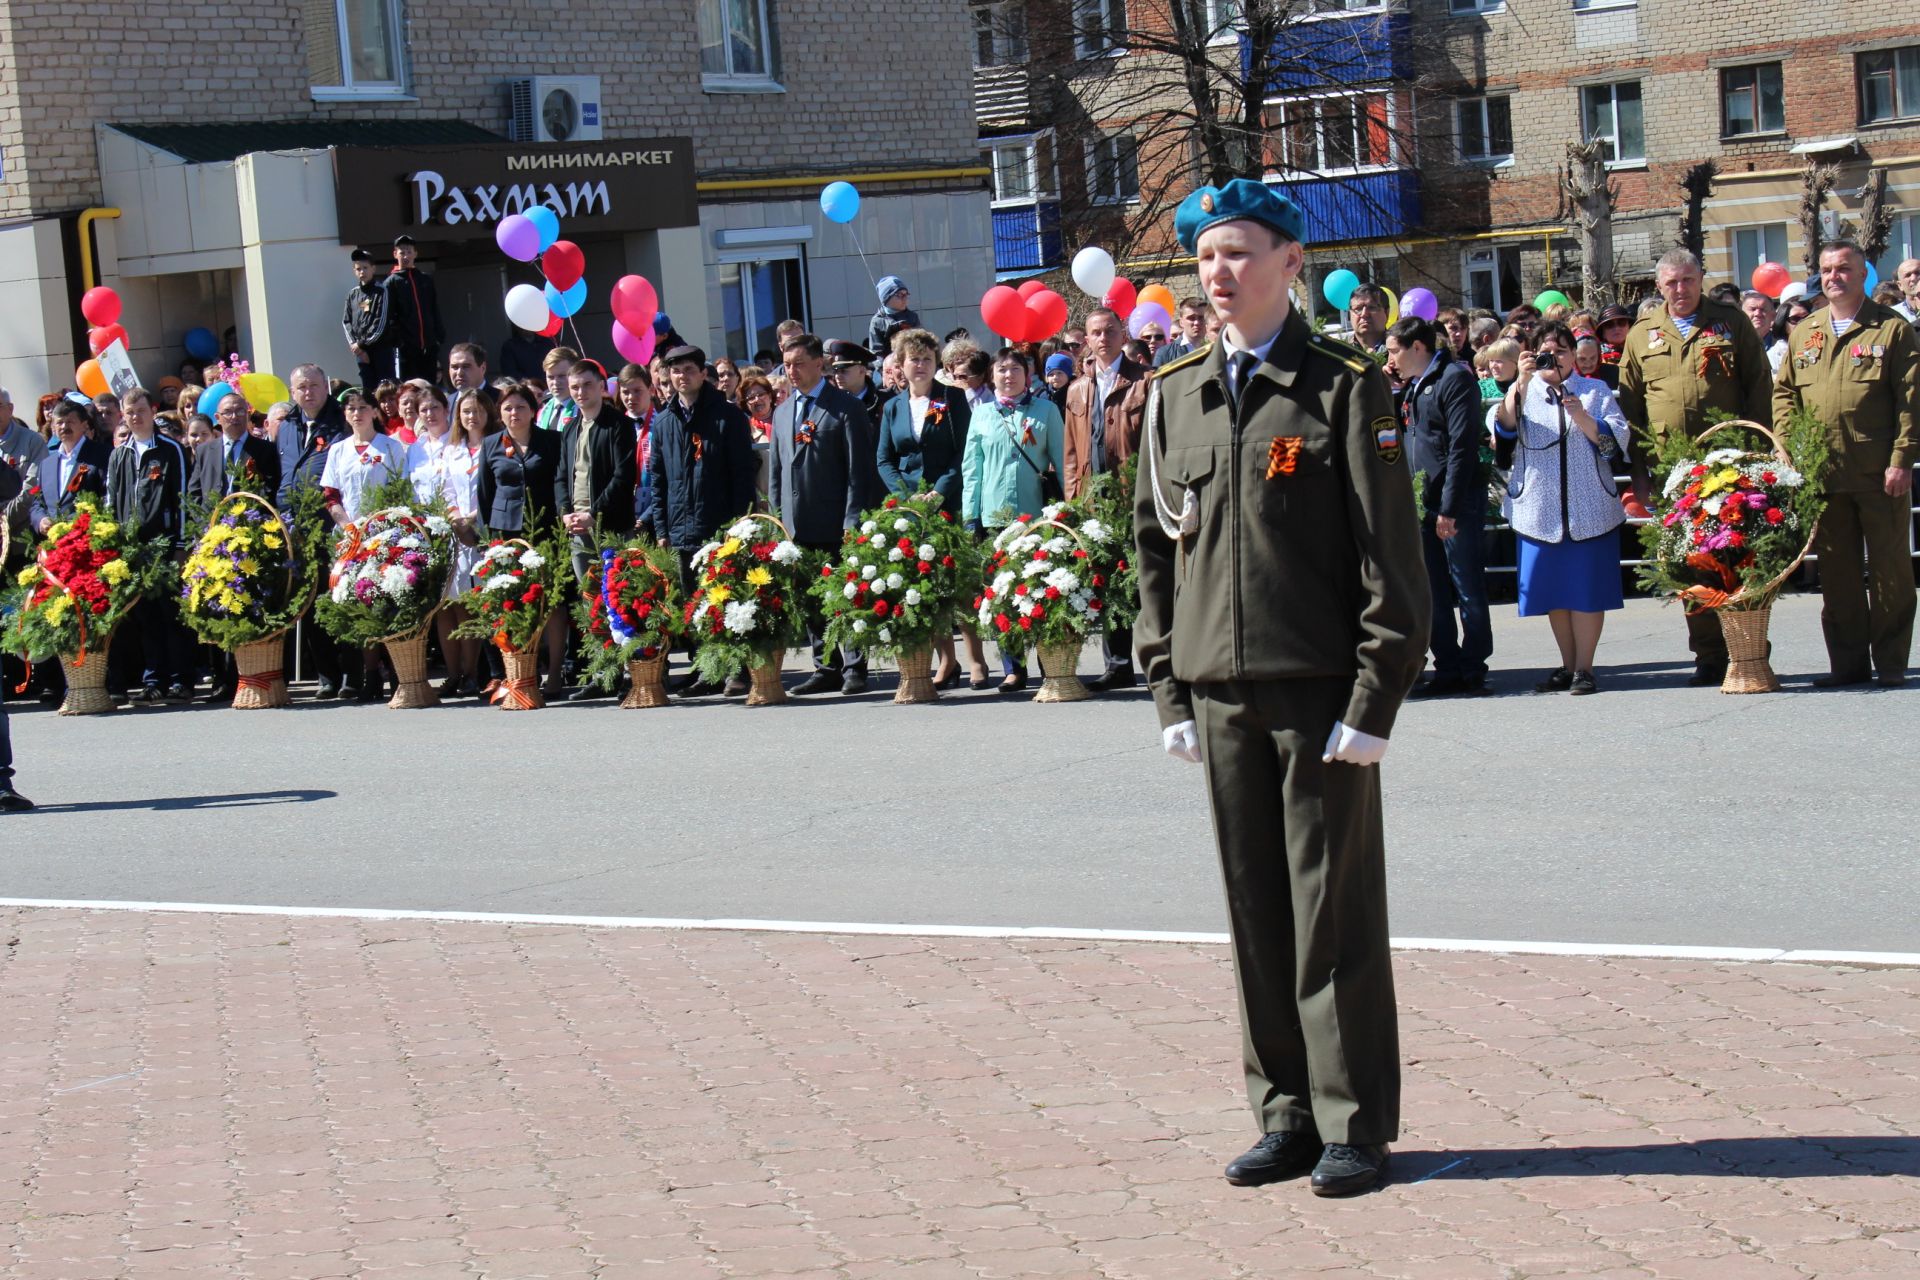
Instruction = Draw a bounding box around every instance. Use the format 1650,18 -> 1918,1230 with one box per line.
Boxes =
1616,298 -> 1772,460
1132,306 -> 1429,739
1772,299 -> 1920,493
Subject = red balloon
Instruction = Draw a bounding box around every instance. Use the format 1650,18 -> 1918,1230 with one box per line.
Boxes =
542,240 -> 586,290
1104,279 -> 1136,318
87,324 -> 129,356
1026,290 -> 1068,342
80,286 -> 121,328
610,274 -> 658,328
1750,261 -> 1791,300
1017,279 -> 1047,299
980,285 -> 1029,341
539,313 -> 565,338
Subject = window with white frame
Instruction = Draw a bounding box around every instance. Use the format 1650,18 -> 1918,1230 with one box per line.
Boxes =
1268,92 -> 1401,175
1085,134 -> 1140,204
1448,0 -> 1503,13
699,0 -> 777,86
1729,224 -> 1789,288
1074,0 -> 1127,58
1463,245 -> 1523,314
1858,46 -> 1920,124
719,247 -> 809,363
304,0 -> 408,96
1580,81 -> 1644,164
972,1 -> 1028,68
1201,0 -> 1239,38
1456,95 -> 1512,161
985,132 -> 1058,204
1721,63 -> 1785,137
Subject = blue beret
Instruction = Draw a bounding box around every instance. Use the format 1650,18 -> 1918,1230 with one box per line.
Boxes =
1044,353 -> 1076,376
1174,179 -> 1306,254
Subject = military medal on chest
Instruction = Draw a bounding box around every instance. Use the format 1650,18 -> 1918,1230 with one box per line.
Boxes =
1796,328 -> 1825,368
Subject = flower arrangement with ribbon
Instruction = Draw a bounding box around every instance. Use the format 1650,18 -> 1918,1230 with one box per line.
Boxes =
576,537 -> 687,691
686,514 -> 813,686
313,504 -> 455,646
975,501 -> 1121,659
178,491 -> 323,651
814,492 -> 976,660
458,531 -> 569,653
4,499 -> 156,665
1636,415 -> 1827,614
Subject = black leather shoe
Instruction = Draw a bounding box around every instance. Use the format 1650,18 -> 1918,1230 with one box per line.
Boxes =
997,673 -> 1028,694
1876,673 -> 1907,687
681,678 -> 725,698
0,787 -> 35,813
1224,1131 -> 1323,1187
1813,672 -> 1872,688
790,671 -> 839,696
840,670 -> 869,695
968,674 -> 993,691
1534,667 -> 1572,693
1086,667 -> 1137,692
37,687 -> 60,705
723,676 -> 750,697
357,681 -> 384,703
671,672 -> 704,694
568,683 -> 607,701
1310,1143 -> 1390,1197
1687,665 -> 1726,687
206,683 -> 236,703
1568,669 -> 1598,695
932,669 -> 961,691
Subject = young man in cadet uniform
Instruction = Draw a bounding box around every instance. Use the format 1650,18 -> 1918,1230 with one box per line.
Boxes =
1135,178 -> 1429,1196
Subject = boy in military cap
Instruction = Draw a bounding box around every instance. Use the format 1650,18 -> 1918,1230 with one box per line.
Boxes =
1135,177 -> 1429,1195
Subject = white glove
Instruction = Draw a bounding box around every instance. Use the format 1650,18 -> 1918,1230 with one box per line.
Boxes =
1163,720 -> 1201,764
1322,721 -> 1389,767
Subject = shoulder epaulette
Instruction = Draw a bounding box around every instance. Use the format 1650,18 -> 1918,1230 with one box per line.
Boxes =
1308,333 -> 1375,375
1149,343 -> 1213,379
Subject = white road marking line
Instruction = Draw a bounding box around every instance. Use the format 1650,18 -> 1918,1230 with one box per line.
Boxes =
0,899 -> 1915,968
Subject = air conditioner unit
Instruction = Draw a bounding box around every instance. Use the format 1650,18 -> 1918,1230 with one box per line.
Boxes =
508,76 -> 603,143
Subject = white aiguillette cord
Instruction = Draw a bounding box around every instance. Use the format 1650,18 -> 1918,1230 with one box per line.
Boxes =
1143,379 -> 1198,540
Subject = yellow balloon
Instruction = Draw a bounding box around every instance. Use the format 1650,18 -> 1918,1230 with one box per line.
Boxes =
1381,287 -> 1399,328
237,372 -> 290,412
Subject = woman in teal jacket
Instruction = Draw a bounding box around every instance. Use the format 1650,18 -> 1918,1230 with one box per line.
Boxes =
962,347 -> 1065,691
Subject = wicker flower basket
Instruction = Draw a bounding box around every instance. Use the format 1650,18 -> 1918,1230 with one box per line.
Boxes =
496,649 -> 545,710
893,646 -> 937,704
383,626 -> 440,709
1035,641 -> 1090,703
621,653 -> 669,708
232,631 -> 291,709
745,648 -> 787,706
1718,606 -> 1779,694
57,633 -> 116,716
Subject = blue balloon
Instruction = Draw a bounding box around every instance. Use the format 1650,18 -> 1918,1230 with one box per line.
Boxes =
1322,268 -> 1361,310
525,206 -> 561,253
183,327 -> 218,362
544,278 -> 588,319
820,181 -> 860,224
197,381 -> 236,416
1865,262 -> 1879,292
652,312 -> 671,336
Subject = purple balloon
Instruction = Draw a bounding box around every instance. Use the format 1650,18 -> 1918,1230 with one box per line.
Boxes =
495,215 -> 541,262
612,320 -> 656,366
1401,287 -> 1439,322
1128,301 -> 1171,340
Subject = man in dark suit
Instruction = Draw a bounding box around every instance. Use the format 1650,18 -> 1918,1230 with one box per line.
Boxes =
1386,316 -> 1493,697
0,459 -> 31,811
1063,307 -> 1150,692
276,365 -> 346,510
192,398 -> 282,507
31,397 -> 110,533
107,387 -> 196,701
772,332 -> 879,696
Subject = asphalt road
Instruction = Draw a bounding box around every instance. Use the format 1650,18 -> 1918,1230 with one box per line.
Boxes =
3,593 -> 1915,952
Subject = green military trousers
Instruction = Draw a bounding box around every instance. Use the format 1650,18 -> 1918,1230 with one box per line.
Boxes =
1194,676 -> 1399,1146
1815,488 -> 1916,680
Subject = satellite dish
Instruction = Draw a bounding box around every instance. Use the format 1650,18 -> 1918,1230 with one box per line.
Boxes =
542,87 -> 579,142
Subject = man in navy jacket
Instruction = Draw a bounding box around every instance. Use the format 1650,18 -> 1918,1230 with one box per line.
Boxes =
1386,316 -> 1492,696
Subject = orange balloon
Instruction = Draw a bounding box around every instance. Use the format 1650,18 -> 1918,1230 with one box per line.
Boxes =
75,358 -> 109,398
1138,284 -> 1177,316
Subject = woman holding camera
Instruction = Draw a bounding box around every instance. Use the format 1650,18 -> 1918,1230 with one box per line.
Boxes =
1490,321 -> 1631,695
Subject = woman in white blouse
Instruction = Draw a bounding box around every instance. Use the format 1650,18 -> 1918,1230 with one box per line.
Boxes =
408,386 -> 487,696
321,387 -> 407,525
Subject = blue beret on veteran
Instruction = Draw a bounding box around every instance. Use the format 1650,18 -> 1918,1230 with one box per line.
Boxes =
1174,179 -> 1306,254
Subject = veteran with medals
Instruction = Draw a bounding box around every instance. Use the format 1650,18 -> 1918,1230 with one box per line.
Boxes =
1135,179 -> 1429,1195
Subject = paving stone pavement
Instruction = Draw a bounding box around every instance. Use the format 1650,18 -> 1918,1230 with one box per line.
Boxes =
2,907 -> 1917,1279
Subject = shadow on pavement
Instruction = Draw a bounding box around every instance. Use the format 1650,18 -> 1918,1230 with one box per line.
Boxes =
28,789 -> 336,814
1397,1136 -> 1920,1181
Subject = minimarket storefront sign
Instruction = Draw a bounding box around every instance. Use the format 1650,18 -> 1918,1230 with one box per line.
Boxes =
331,137 -> 697,246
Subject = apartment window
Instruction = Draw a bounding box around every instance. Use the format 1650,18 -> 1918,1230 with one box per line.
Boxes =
1086,134 -> 1140,204
1074,0 -> 1127,58
1721,63 -> 1784,137
1307,0 -> 1379,11
1456,96 -> 1512,161
1449,0 -> 1503,12
1730,224 -> 1789,288
972,1 -> 1028,68
699,0 -> 778,87
986,132 -> 1058,204
719,247 -> 808,363
1581,81 -> 1644,164
1463,246 -> 1523,314
1202,0 -> 1240,38
1270,92 -> 1399,175
304,0 -> 407,96
1858,46 -> 1920,124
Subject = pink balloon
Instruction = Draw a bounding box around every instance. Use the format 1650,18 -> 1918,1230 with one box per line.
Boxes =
611,275 -> 659,329
612,320 -> 656,365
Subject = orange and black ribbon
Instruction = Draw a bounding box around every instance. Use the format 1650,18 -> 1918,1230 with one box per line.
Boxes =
1266,436 -> 1303,479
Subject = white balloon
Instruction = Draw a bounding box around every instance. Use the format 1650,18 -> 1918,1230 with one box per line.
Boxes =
504,283 -> 551,331
1071,246 -> 1116,298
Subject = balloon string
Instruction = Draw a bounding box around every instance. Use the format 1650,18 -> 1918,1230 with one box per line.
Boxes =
847,226 -> 879,294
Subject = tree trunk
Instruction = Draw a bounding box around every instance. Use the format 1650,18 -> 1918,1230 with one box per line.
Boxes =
1798,161 -> 1839,279
1563,142 -> 1617,309
1858,167 -> 1895,266
1678,162 -> 1717,262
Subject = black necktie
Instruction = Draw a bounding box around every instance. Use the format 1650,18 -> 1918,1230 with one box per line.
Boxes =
1225,351 -> 1257,418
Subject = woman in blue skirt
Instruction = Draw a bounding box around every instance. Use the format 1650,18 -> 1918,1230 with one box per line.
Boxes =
1490,322 -> 1632,694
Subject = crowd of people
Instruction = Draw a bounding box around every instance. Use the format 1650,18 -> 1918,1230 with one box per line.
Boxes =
1,246 -> 1915,726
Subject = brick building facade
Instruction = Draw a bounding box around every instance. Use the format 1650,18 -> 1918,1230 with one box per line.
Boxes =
0,0 -> 995,397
